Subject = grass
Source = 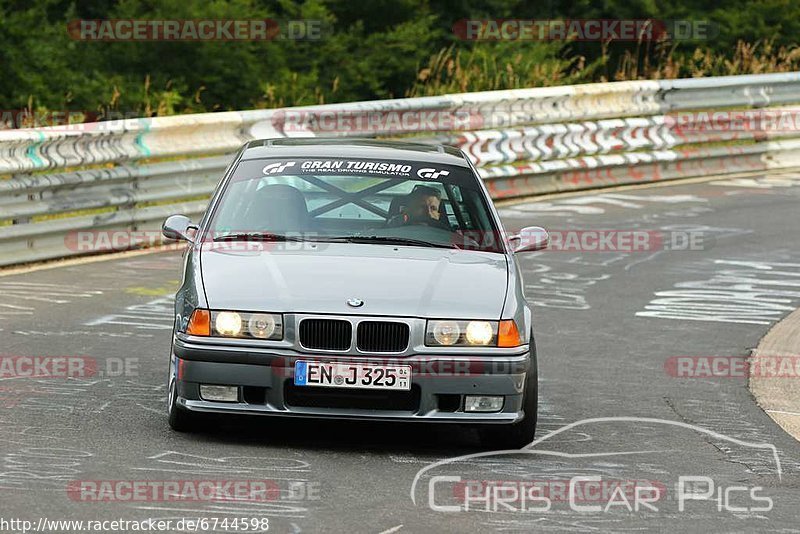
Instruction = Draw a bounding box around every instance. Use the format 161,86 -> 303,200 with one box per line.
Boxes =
407,39 -> 800,97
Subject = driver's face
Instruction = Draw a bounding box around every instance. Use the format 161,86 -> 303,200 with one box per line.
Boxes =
424,195 -> 441,220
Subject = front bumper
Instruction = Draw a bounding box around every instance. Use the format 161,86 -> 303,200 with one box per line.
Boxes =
172,336 -> 532,424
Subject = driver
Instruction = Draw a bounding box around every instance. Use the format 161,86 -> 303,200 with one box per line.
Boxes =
402,185 -> 442,224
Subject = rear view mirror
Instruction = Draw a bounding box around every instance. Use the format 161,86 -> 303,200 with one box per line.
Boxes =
510,226 -> 549,253
162,215 -> 198,243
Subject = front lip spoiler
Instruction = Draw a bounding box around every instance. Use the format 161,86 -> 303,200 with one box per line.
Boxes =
178,397 -> 522,424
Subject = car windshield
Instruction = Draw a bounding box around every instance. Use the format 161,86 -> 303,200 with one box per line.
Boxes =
205,157 -> 505,252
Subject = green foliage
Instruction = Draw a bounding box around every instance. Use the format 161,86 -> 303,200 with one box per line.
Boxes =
407,42 -> 597,96
0,0 -> 798,117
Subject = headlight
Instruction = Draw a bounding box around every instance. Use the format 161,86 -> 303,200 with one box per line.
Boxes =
466,321 -> 494,345
432,321 -> 461,346
215,311 -> 242,336
209,311 -> 283,340
248,313 -> 277,339
426,320 -> 499,346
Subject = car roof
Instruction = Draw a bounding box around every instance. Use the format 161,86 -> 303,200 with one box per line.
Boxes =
240,138 -> 470,167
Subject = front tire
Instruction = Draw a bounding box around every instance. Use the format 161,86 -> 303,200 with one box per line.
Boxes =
167,356 -> 197,432
478,335 -> 538,449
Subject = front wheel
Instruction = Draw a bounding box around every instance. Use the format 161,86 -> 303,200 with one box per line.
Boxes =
478,336 -> 538,449
167,356 -> 197,432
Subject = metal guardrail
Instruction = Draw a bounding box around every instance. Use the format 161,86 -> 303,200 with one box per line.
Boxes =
2,72 -> 800,266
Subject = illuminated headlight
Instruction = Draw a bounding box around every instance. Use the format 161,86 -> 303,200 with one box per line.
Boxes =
466,321 -> 494,345
211,311 -> 283,340
426,320 -> 498,347
215,311 -> 242,336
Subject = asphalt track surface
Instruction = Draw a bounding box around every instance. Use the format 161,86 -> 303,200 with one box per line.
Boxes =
2,171 -> 800,533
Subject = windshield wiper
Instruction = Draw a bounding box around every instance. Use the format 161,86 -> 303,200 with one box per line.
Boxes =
338,235 -> 457,249
212,232 -> 307,242
213,233 -> 457,249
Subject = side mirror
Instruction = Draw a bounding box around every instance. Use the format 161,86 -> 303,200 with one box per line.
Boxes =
509,226 -> 549,253
162,215 -> 198,243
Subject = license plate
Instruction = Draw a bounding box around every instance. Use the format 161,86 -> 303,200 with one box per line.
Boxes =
294,361 -> 411,391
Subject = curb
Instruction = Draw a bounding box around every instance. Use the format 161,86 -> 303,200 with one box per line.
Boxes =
750,307 -> 800,442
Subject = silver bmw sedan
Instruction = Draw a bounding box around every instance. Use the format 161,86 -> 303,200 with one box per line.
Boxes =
162,138 -> 548,448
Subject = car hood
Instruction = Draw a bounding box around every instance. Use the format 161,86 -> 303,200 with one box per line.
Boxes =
200,242 -> 509,318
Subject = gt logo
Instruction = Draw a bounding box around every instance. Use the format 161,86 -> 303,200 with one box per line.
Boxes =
262,161 -> 296,175
417,168 -> 450,180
